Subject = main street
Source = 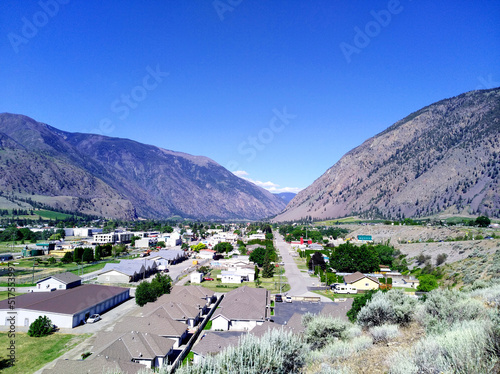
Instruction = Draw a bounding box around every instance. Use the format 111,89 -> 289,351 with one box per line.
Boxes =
274,231 -> 332,302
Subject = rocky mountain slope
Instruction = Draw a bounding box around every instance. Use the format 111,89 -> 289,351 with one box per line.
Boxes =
0,113 -> 286,220
275,88 -> 500,221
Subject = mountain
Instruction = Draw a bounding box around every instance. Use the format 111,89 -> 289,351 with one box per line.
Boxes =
275,88 -> 500,222
0,113 -> 286,220
274,192 -> 296,204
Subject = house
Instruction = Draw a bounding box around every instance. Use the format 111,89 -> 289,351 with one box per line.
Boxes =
218,267 -> 255,283
113,315 -> 189,348
191,272 -> 203,284
141,294 -> 203,328
210,286 -> 269,331
92,331 -> 175,369
34,272 -> 81,292
97,259 -> 157,283
220,272 -> 242,284
170,285 -> 217,306
150,249 -> 186,266
0,284 -> 129,328
93,231 -> 133,244
191,332 -> 243,364
401,278 -> 420,289
41,355 -> 152,374
199,249 -> 216,259
343,272 -> 380,291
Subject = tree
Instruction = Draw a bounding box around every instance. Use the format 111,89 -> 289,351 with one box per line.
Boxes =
130,235 -> 141,246
417,274 -> 438,292
157,241 -> 166,248
308,252 -> 326,272
28,315 -> 53,337
135,282 -> 156,307
82,248 -> 94,263
150,273 -> 172,298
163,225 -> 173,233
61,251 -> 73,264
191,243 -> 207,252
347,290 -> 378,322
265,232 -> 273,240
73,247 -> 84,263
47,257 -> 56,265
213,242 -> 233,254
254,265 -> 260,281
436,253 -> 448,266
94,246 -> 102,261
329,242 -> 380,273
249,247 -> 267,267
475,216 -> 491,227
262,251 -> 275,278
48,233 -> 62,241
112,244 -> 127,257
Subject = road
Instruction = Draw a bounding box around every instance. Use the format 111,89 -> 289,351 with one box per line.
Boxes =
274,232 -> 332,302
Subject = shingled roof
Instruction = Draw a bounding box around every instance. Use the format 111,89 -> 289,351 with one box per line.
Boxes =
37,272 -> 81,285
191,331 -> 244,357
211,286 -> 268,322
113,315 -> 187,337
343,271 -> 380,285
42,355 -> 151,374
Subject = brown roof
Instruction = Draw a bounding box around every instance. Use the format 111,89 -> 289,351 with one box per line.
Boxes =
42,355 -> 151,374
250,321 -> 295,337
113,315 -> 187,337
211,286 -> 268,322
0,284 -> 129,315
191,332 -> 243,356
93,331 -> 175,361
171,285 -> 215,299
320,299 -> 354,322
343,272 -> 380,285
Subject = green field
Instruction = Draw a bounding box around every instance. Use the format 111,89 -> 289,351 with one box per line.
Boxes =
35,210 -> 74,220
0,291 -> 21,301
0,333 -> 91,374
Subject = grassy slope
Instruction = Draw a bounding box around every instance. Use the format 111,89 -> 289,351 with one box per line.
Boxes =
0,333 -> 90,374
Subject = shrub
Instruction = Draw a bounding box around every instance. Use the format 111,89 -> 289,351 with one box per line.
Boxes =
175,328 -> 307,374
304,316 -> 350,350
357,289 -> 416,328
389,319 -> 498,374
416,274 -> 438,292
347,290 -> 378,323
308,336 -> 372,367
28,315 -> 53,337
369,324 -> 399,343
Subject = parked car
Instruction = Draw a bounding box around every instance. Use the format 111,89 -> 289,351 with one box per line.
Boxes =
203,277 -> 214,281
285,296 -> 292,303
275,294 -> 283,302
86,314 -> 101,323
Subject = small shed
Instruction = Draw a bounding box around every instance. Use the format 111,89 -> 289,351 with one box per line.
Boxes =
191,272 -> 203,284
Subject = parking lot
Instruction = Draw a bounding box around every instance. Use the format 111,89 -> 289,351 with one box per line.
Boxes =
272,299 -> 353,325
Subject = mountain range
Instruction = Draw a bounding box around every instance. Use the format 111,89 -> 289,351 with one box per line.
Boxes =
274,88 -> 500,221
0,113 -> 286,220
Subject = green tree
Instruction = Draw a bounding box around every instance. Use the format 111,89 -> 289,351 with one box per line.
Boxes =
329,242 -> 380,273
47,257 -> 56,265
475,216 -> 491,227
82,248 -> 94,263
135,281 -> 156,307
249,247 -> 267,267
265,232 -> 273,240
157,241 -> 166,248
262,251 -> 275,278
94,246 -> 102,261
150,272 -> 172,298
347,289 -> 378,323
73,247 -> 84,263
308,252 -> 327,271
28,315 -> 53,337
112,244 -> 127,257
213,242 -> 233,254
163,225 -> 173,233
130,235 -> 141,246
417,274 -> 438,292
61,251 -> 73,264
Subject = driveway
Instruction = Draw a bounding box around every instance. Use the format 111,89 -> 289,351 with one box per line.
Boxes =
274,232 -> 331,302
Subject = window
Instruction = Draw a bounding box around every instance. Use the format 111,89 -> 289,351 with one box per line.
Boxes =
365,283 -> 369,287
59,285 -> 63,288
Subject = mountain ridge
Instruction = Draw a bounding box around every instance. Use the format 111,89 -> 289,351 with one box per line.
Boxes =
0,113 -> 286,220
275,88 -> 500,221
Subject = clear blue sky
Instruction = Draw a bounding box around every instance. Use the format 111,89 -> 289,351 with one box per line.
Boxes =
1,1 -> 499,193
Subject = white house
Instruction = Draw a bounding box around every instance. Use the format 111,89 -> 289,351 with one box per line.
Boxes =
33,272 -> 82,292
198,249 -> 216,259
210,286 -> 269,331
220,273 -> 242,283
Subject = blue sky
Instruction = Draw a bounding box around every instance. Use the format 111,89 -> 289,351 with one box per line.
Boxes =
1,1 -> 499,194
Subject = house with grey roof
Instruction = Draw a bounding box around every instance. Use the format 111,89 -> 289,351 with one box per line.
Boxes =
0,284 -> 129,328
190,331 -> 244,364
42,355 -> 151,374
210,286 -> 269,331
113,315 -> 189,348
34,272 -> 81,292
97,259 -> 157,283
150,249 -> 186,266
141,294 -> 202,328
91,331 -> 175,369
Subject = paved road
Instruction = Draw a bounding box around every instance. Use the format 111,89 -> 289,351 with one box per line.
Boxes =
274,231 -> 331,302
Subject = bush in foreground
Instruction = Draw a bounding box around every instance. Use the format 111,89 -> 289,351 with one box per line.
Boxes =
28,315 -> 53,337
357,289 -> 416,328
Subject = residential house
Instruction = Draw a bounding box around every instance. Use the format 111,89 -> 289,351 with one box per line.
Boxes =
97,259 -> 157,283
113,315 -> 189,348
41,355 -> 152,374
343,271 -> 380,291
141,294 -> 203,328
191,272 -> 203,284
170,285 -> 217,306
34,272 -> 81,292
210,286 -> 269,331
92,331 -> 175,369
190,332 -> 243,364
198,249 -> 216,260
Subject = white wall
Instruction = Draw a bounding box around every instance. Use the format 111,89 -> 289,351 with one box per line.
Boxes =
97,270 -> 131,283
0,309 -> 74,329
35,278 -> 66,292
230,319 -> 259,331
211,315 -> 229,331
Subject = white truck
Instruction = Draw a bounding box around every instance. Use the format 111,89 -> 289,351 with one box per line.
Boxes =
331,283 -> 357,294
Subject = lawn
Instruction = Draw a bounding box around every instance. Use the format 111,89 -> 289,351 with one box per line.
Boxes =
0,332 -> 91,374
313,289 -> 361,300
196,279 -> 290,294
0,291 -> 21,301
35,210 -> 74,220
